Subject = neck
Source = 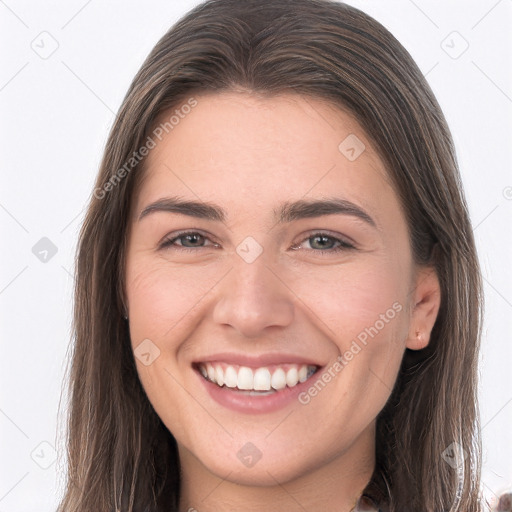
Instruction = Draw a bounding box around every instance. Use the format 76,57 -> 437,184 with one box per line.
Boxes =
177,424 -> 376,512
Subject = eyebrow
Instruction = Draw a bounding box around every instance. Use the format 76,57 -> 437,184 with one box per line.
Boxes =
138,196 -> 377,228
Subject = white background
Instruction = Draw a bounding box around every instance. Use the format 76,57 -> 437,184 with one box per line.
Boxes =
0,1 -> 511,510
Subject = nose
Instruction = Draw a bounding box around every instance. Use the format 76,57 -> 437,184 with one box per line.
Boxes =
212,254 -> 295,338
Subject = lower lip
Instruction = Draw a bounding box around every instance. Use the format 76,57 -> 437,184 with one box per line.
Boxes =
194,367 -> 321,414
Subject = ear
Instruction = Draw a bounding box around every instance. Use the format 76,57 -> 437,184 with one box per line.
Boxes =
406,266 -> 441,350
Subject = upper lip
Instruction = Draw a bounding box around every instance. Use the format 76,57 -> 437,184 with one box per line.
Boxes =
193,352 -> 324,368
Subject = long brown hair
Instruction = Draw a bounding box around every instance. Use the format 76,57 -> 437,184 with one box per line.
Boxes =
57,1 -> 485,510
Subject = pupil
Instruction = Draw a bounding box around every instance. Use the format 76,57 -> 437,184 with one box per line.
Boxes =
311,235 -> 333,250
184,234 -> 202,247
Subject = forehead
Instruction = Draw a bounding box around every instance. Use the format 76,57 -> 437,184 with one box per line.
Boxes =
134,91 -> 398,223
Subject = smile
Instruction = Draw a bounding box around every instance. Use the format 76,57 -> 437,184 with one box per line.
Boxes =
196,362 -> 319,393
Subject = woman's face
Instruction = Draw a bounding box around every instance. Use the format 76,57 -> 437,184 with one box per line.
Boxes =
124,92 -> 440,486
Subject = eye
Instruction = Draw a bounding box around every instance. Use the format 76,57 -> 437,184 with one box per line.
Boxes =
158,230 -> 356,255
159,231 -> 219,252
290,232 -> 356,254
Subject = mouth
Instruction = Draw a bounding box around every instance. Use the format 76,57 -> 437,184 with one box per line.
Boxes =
193,361 -> 320,396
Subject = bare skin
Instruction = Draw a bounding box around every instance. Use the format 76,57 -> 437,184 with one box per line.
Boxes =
124,91 -> 441,512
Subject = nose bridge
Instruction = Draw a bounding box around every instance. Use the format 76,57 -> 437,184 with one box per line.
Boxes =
212,246 -> 295,337
232,245 -> 284,299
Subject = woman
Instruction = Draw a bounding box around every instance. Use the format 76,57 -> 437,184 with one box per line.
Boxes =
57,0 -> 486,510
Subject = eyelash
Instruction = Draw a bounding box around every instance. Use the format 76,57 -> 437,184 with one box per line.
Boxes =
159,230 -> 356,254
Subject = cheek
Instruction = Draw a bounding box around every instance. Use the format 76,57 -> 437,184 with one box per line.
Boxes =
290,258 -> 409,342
126,257 -> 220,342
289,258 -> 410,408
124,258 -> 219,439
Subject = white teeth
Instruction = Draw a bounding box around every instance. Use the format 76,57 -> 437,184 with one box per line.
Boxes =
286,367 -> 299,387
237,366 -> 253,390
271,368 -> 287,390
207,364 -> 216,381
200,362 -> 317,391
224,365 -> 238,388
215,365 -> 224,386
253,368 -> 271,391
